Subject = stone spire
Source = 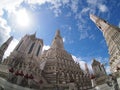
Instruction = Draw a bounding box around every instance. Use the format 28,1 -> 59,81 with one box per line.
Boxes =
92,59 -> 107,76
90,14 -> 120,73
90,14 -> 110,32
55,30 -> 60,37
30,32 -> 36,38
0,36 -> 13,62
51,30 -> 64,49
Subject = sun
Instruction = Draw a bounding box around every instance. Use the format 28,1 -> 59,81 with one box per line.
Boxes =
16,9 -> 30,28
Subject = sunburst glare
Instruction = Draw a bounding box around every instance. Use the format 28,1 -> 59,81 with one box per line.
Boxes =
16,9 -> 30,28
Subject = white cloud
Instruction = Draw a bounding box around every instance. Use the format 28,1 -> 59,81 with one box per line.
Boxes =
28,0 -> 63,17
0,0 -> 24,15
79,30 -> 89,40
87,63 -> 93,73
3,38 -> 19,58
93,57 -> 111,74
70,0 -> 78,13
74,0 -> 108,40
72,55 -> 85,70
62,0 -> 70,5
27,0 -> 77,17
66,12 -> 72,17
42,45 -> 50,52
68,26 -> 72,30
0,0 -> 36,46
72,56 -> 110,74
63,37 -> 66,42
95,57 -> 108,63
0,0 -> 109,41
0,0 -> 25,45
16,9 -> 30,27
106,66 -> 111,74
86,0 -> 108,13
89,34 -> 95,40
87,0 -> 98,5
81,7 -> 90,13
27,0 -> 50,5
61,25 -> 72,31
49,1 -> 62,17
118,22 -> 120,28
100,39 -> 107,48
79,61 -> 86,70
98,4 -> 108,12
0,17 -> 11,45
72,55 -> 93,72
0,9 -> 4,16
75,8 -> 91,40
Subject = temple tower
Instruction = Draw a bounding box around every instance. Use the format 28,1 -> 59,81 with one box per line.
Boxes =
14,33 -> 43,57
39,30 -> 92,89
4,33 -> 44,68
92,59 -> 106,77
51,30 -> 64,49
3,33 -> 44,86
90,14 -> 120,73
42,30 -> 81,84
0,36 -> 13,62
92,59 -> 107,85
0,30 -> 92,89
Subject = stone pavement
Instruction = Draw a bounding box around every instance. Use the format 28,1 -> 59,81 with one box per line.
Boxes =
89,77 -> 120,90
95,84 -> 112,90
0,77 -> 36,90
0,77 -> 120,90
88,84 -> 111,90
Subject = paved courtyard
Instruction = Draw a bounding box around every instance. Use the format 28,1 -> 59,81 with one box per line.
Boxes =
92,78 -> 120,90
0,77 -> 120,90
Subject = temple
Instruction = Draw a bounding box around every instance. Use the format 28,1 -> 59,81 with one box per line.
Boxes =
0,30 -> 92,90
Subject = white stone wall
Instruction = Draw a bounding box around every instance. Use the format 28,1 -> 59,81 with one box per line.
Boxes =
90,14 -> 120,73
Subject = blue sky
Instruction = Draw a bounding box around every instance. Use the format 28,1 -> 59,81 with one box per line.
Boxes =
0,0 -> 120,73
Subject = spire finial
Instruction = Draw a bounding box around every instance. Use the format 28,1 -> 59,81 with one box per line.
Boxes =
34,31 -> 36,35
51,29 -> 64,49
33,31 -> 36,36
0,36 -> 13,62
90,14 -> 99,23
55,30 -> 60,37
30,32 -> 36,38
